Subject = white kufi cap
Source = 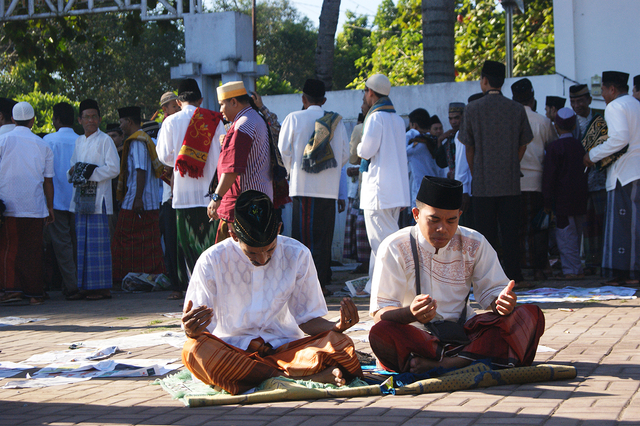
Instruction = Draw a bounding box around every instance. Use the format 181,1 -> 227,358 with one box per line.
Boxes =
365,74 -> 391,96
13,101 -> 35,121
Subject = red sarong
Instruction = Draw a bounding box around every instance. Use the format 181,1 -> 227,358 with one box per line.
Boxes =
0,217 -> 44,297
369,304 -> 545,372
111,209 -> 165,283
182,331 -> 363,395
175,108 -> 223,178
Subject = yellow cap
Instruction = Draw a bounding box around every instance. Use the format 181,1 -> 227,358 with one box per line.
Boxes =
217,81 -> 248,101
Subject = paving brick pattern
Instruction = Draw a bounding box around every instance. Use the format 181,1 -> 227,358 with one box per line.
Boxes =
1,278 -> 638,425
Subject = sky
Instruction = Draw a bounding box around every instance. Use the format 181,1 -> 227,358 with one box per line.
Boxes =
290,0 -> 384,30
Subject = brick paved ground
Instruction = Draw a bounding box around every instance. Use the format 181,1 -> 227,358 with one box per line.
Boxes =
1,275 -> 639,426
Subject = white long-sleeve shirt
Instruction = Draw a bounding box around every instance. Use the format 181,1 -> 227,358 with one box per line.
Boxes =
68,130 -> 120,215
357,110 -> 410,210
454,132 -> 472,196
156,105 -> 225,209
278,105 -> 349,199
589,94 -> 640,191
520,106 -> 556,192
370,225 -> 507,321
184,235 -> 328,351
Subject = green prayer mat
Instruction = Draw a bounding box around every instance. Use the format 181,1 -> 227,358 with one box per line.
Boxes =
154,364 -> 577,407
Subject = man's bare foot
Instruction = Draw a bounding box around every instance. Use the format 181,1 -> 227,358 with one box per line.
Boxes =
292,367 -> 347,386
409,355 -> 472,374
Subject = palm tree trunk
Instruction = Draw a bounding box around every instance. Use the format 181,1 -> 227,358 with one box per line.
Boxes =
315,0 -> 341,91
422,0 -> 455,83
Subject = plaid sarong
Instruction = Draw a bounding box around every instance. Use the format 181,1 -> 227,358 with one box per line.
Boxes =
182,330 -> 363,395
343,198 -> 371,263
111,209 -> 165,283
370,304 -> 545,373
76,209 -> 112,291
602,180 -> 640,279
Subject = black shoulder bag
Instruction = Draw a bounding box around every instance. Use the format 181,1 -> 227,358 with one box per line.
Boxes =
410,228 -> 471,346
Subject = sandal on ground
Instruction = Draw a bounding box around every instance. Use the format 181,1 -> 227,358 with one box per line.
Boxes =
167,291 -> 183,300
86,290 -> 111,301
604,278 -> 640,286
66,292 -> 85,301
1,292 -> 22,303
29,297 -> 44,306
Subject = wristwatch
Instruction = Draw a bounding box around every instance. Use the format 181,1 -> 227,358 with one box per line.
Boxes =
211,193 -> 222,202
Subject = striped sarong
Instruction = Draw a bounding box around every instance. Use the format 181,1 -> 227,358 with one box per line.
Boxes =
175,207 -> 218,287
369,304 -> 545,373
0,217 -> 44,297
111,209 -> 165,284
343,198 -> 371,263
182,330 -> 363,395
602,180 -> 640,279
76,211 -> 112,291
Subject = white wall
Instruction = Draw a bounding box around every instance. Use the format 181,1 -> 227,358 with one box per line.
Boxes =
264,74 -> 568,128
554,0 -> 640,110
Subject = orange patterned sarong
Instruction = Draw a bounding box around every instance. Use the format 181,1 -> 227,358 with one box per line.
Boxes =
182,331 -> 363,395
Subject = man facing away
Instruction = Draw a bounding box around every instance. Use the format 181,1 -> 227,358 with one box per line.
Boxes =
357,73 -> 410,294
68,99 -> 120,300
207,81 -> 273,243
368,176 -> 545,374
0,102 -> 54,305
459,60 -> 534,289
511,78 -> 556,282
0,98 -> 17,136
570,83 -> 607,276
278,79 -> 349,296
111,106 -> 165,285
43,102 -> 80,300
156,79 -> 226,297
584,71 -> 640,285
181,190 -> 363,395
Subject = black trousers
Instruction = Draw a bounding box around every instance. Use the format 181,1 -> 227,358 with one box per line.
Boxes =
291,196 -> 336,288
473,195 -> 523,282
159,200 -> 180,291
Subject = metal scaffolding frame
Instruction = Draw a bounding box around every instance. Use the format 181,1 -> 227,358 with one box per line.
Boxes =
0,0 -> 203,21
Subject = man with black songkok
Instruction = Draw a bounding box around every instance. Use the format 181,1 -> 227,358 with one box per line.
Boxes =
459,60 -> 534,289
435,102 -> 465,180
111,106 -> 165,285
511,78 -> 556,281
584,71 -> 640,285
368,176 -> 545,374
277,79 -> 350,296
545,96 -> 566,123
181,190 -> 363,395
570,83 -> 607,276
632,75 -> 640,102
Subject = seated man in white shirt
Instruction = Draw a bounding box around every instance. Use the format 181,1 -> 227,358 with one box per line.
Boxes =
368,176 -> 545,374
181,190 -> 363,395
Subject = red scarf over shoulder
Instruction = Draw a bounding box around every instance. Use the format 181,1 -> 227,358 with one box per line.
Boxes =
175,108 -> 223,178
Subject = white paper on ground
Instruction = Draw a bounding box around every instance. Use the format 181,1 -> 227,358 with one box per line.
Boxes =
536,345 -> 557,353
68,331 -> 187,350
0,317 -> 48,327
0,362 -> 35,379
2,376 -> 92,389
25,346 -> 118,365
470,286 -> 637,304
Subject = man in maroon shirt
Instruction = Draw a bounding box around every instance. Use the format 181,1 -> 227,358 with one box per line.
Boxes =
207,81 -> 273,242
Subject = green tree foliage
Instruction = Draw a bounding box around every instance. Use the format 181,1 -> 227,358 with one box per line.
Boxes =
212,0 -> 317,94
455,0 -> 554,81
15,92 -> 79,135
343,0 -> 554,87
1,13 -> 184,123
332,11 -> 374,90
